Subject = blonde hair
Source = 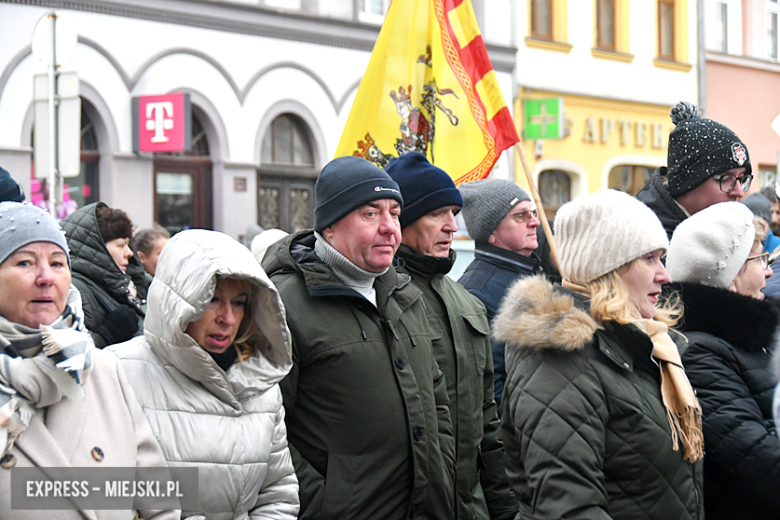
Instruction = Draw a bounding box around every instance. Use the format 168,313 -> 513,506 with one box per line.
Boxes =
215,276 -> 257,363
586,260 -> 681,328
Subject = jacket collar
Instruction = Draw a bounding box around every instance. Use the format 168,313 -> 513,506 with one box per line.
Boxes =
395,244 -> 454,276
636,168 -> 688,240
672,281 -> 780,352
474,242 -> 541,275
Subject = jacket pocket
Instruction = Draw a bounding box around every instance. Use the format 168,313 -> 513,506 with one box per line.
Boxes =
321,454 -> 359,519
462,313 -> 490,375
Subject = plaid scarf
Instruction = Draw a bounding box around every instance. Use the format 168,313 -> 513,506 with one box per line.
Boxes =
0,286 -> 95,456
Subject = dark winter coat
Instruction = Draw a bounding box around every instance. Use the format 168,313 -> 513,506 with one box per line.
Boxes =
457,243 -> 542,413
262,231 -> 455,520
396,244 -> 517,520
636,167 -> 688,240
60,203 -> 144,348
674,281 -> 780,520
494,276 -> 703,520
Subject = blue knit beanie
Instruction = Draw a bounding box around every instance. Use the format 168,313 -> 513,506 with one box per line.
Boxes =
385,152 -> 463,228
314,156 -> 404,232
0,167 -> 24,203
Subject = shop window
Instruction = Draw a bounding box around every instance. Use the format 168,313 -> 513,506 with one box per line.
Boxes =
258,113 -> 317,233
30,100 -> 100,217
539,169 -> 571,217
658,0 -> 675,60
608,165 -> 653,196
532,0 -> 553,39
596,0 -> 615,50
769,0 -> 779,60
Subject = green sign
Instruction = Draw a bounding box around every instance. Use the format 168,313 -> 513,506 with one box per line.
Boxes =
524,98 -> 564,139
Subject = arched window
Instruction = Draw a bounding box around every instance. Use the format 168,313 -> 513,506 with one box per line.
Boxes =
258,113 -> 317,232
608,165 -> 653,196
539,169 -> 572,217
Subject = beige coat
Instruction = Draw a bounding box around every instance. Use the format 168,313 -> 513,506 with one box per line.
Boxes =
0,348 -> 179,520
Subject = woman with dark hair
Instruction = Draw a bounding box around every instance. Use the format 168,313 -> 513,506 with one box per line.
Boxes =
110,229 -> 299,519
61,202 -> 144,348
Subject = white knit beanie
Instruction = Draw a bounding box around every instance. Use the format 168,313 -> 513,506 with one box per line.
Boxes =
554,189 -> 668,284
667,201 -> 755,289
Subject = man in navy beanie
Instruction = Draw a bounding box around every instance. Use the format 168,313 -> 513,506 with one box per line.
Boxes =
387,152 -> 517,520
0,167 -> 25,203
262,155 -> 456,520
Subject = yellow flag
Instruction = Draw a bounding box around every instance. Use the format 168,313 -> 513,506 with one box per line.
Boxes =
336,0 -> 520,185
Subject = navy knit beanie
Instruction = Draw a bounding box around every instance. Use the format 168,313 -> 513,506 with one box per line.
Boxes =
666,101 -> 751,197
314,156 -> 403,232
0,167 -> 24,203
385,152 -> 463,228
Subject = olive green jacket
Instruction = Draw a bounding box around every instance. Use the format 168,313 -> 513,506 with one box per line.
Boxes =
396,245 -> 517,520
262,231 -> 455,520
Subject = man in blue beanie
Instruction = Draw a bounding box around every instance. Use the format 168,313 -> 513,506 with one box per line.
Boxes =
0,167 -> 24,203
262,155 -> 456,520
387,151 -> 517,520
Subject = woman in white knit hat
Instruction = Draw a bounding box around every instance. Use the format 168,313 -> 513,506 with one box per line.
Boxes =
667,201 -> 779,520
493,189 -> 703,520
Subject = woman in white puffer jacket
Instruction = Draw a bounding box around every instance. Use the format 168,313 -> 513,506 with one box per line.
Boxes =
110,229 -> 299,520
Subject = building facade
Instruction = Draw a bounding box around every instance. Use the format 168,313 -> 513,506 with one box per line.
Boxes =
514,0 -> 699,216
0,0 -> 516,238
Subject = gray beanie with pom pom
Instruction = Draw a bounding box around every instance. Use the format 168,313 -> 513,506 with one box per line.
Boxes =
666,101 -> 751,197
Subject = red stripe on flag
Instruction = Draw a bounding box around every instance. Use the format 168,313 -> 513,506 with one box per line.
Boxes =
443,0 -> 464,11
488,106 -> 520,153
459,36 -> 494,83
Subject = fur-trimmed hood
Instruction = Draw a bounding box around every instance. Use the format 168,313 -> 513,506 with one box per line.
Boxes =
493,275 -> 600,358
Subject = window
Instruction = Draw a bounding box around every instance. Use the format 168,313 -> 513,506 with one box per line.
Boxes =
716,2 -> 728,52
539,169 -> 571,217
359,0 -> 390,23
596,0 -> 615,50
658,0 -> 675,59
531,0 -> 552,39
769,0 -> 779,60
608,165 -> 653,196
265,0 -> 301,9
261,114 -> 314,167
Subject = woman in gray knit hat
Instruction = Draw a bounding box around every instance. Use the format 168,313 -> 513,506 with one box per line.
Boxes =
667,201 -> 779,520
493,189 -> 703,520
0,202 -> 177,520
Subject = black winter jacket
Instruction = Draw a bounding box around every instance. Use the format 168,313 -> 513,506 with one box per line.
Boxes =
636,167 -> 688,240
675,282 -> 780,520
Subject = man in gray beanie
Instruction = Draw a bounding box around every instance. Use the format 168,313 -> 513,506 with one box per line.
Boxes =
456,178 -> 542,413
637,101 -> 752,239
261,156 -> 455,520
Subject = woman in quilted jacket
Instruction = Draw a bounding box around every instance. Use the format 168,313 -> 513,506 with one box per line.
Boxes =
109,229 -> 299,520
494,189 -> 704,520
667,202 -> 780,520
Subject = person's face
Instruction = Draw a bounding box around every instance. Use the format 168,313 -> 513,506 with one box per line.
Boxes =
185,278 -> 248,355
402,205 -> 459,258
105,237 -> 133,273
324,199 -> 402,272
0,242 -> 71,328
617,249 -> 669,319
675,167 -> 748,215
771,202 -> 780,235
731,243 -> 772,300
138,237 -> 168,277
489,201 -> 540,256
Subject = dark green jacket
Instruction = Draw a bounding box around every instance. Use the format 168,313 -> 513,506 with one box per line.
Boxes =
396,245 -> 516,520
262,231 -> 455,520
493,276 -> 704,520
60,203 -> 145,349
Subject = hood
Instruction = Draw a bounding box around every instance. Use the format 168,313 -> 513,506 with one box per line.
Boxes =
673,281 -> 780,353
492,276 -> 600,364
145,229 -> 293,404
60,202 -> 132,301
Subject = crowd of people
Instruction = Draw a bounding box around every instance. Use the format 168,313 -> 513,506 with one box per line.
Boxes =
1,100 -> 780,520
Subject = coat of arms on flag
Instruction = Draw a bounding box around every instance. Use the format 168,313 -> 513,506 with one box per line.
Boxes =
336,0 -> 520,185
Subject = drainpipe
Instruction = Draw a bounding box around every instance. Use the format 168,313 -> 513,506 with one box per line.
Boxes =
697,0 -> 707,116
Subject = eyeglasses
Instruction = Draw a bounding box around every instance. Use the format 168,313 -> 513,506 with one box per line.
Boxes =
510,209 -> 538,224
712,173 -> 752,193
746,252 -> 769,269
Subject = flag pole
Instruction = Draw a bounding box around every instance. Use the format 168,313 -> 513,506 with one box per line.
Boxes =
513,142 -> 560,271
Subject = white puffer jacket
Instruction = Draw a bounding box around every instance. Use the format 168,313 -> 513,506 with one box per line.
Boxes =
110,230 -> 298,520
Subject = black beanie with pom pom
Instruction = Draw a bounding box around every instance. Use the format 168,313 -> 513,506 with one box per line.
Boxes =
666,101 -> 751,197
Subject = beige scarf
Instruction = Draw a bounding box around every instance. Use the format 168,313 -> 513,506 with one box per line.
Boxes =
562,280 -> 704,462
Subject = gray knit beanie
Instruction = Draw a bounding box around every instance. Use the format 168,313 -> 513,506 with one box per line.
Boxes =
667,202 -> 754,289
459,179 -> 532,243
554,189 -> 668,284
742,193 -> 772,224
0,202 -> 69,266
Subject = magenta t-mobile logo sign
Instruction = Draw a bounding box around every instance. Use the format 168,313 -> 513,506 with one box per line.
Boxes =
133,93 -> 191,153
